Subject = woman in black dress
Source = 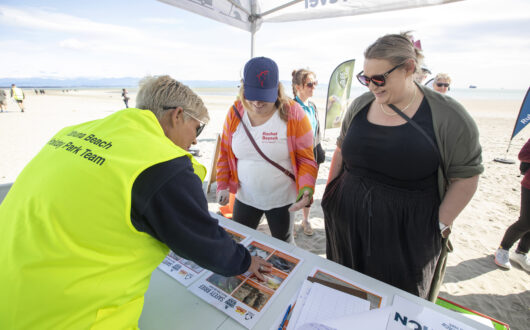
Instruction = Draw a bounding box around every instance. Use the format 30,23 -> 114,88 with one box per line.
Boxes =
322,32 -> 483,300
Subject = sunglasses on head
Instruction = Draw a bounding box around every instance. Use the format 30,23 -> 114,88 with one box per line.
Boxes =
356,63 -> 403,87
436,83 -> 450,88
305,81 -> 318,88
163,106 -> 206,137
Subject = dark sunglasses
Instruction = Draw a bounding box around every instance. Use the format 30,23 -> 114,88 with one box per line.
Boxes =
163,106 -> 206,137
436,83 -> 450,88
306,81 -> 318,88
356,63 -> 403,87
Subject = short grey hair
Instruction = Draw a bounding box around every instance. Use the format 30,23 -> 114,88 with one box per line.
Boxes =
135,75 -> 209,123
434,73 -> 452,84
364,31 -> 424,74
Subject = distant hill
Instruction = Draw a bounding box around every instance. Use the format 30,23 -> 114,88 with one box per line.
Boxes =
0,77 -> 241,89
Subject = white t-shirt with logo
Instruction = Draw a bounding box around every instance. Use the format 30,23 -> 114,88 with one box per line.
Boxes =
232,110 -> 297,210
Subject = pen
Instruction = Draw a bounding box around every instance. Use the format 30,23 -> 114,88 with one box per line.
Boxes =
278,304 -> 291,330
282,302 -> 295,330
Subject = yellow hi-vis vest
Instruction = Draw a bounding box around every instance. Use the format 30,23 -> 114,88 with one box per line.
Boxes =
0,108 -> 206,329
12,87 -> 24,101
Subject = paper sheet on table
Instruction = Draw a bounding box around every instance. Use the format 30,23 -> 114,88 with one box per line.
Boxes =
296,307 -> 392,330
286,279 -> 313,329
293,282 -> 370,329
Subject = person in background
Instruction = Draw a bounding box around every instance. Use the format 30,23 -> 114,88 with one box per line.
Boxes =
122,88 -> 130,108
0,75 -> 271,329
433,73 -> 451,94
0,89 -> 7,112
322,32 -> 483,301
291,68 -> 325,236
414,65 -> 431,84
494,138 -> 530,271
216,57 -> 317,244
10,83 -> 25,112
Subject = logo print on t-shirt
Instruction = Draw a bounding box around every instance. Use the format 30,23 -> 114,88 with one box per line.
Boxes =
262,131 -> 278,143
256,71 -> 269,87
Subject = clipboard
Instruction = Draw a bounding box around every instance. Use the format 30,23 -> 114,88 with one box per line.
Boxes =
307,276 -> 368,301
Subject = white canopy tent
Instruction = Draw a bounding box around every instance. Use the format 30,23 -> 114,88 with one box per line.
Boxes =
158,0 -> 462,57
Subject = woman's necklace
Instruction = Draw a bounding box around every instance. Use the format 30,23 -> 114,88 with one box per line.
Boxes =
380,86 -> 417,116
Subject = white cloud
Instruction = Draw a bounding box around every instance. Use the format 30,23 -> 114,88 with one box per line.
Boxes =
140,17 -> 181,25
59,38 -> 87,50
0,5 -> 140,37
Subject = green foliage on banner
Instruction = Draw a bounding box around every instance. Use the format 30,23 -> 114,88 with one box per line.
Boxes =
325,60 -> 355,129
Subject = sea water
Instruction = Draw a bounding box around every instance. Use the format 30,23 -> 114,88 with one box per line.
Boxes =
26,83 -> 527,102
189,84 -> 527,102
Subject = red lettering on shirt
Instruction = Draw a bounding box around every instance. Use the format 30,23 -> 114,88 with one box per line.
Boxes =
262,131 -> 278,142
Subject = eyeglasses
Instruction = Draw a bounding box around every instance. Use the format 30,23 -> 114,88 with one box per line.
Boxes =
162,106 -> 206,137
306,81 -> 318,88
356,63 -> 403,87
436,83 -> 450,88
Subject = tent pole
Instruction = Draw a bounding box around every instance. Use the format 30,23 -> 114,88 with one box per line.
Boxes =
250,25 -> 255,58
249,0 -> 257,59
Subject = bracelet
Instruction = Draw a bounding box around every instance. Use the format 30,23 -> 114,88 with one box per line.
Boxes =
439,221 -> 451,238
439,221 -> 448,231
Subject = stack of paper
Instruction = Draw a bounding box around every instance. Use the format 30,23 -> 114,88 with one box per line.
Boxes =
292,282 -> 371,329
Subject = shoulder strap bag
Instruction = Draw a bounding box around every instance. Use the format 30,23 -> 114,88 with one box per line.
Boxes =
388,103 -> 449,186
388,103 -> 453,303
232,105 -> 295,182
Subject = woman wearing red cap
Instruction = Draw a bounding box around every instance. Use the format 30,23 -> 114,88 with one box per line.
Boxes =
216,57 -> 318,243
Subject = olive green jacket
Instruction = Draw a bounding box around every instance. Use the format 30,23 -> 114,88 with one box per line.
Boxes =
337,83 -> 484,301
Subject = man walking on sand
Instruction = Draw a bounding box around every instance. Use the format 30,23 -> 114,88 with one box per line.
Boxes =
10,84 -> 25,112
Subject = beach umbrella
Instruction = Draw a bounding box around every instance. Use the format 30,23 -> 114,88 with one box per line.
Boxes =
157,0 -> 463,57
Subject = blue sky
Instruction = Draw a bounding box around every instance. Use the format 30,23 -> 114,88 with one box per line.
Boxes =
0,0 -> 529,89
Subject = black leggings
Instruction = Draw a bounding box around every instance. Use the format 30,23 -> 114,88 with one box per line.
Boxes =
233,199 -> 294,243
500,186 -> 530,253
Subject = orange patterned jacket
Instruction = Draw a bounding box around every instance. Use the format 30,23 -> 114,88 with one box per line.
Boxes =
216,99 -> 317,201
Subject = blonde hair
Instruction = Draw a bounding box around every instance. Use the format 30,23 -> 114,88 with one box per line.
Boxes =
238,82 -> 291,122
364,31 -> 424,74
136,75 -> 209,123
434,73 -> 452,84
291,69 -> 315,97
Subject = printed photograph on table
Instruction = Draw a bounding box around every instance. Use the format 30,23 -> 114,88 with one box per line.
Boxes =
247,241 -> 273,259
225,227 -> 247,243
188,239 -> 303,329
221,222 -> 249,244
259,269 -> 286,291
206,273 -> 243,294
268,251 -> 297,274
232,281 -> 273,312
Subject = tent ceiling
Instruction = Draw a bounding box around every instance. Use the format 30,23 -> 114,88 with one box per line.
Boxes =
158,0 -> 462,32
158,0 -> 463,56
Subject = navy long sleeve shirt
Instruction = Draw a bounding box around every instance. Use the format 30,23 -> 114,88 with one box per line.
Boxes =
130,156 -> 251,276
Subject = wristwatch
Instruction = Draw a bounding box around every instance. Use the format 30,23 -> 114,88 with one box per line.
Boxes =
439,222 -> 451,238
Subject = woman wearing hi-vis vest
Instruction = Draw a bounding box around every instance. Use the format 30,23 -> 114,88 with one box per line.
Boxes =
0,75 -> 272,329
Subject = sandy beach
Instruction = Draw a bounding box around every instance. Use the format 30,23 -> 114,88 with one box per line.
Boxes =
0,87 -> 528,329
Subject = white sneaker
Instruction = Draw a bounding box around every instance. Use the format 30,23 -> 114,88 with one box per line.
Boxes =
511,252 -> 530,272
494,248 -> 511,269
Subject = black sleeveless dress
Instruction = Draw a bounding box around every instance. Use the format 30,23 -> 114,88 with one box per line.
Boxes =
322,98 -> 442,298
